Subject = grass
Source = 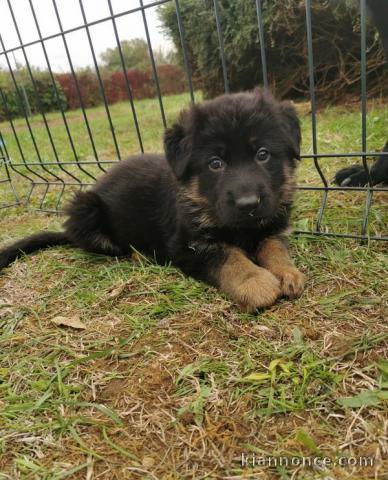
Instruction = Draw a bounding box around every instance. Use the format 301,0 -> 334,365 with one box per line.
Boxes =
0,93 -> 387,479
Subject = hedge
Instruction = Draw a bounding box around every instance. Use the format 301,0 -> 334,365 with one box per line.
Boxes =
0,64 -> 186,121
158,0 -> 387,102
0,70 -> 66,121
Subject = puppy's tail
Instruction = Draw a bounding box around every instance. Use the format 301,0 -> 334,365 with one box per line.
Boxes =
64,190 -> 121,256
0,231 -> 70,270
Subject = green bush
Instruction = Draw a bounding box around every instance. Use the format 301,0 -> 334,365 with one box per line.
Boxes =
158,0 -> 387,101
0,69 -> 66,121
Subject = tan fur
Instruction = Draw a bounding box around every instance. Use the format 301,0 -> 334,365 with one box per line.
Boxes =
92,233 -> 120,255
179,177 -> 216,229
256,237 -> 305,298
279,163 -> 297,205
185,177 -> 209,206
216,248 -> 281,312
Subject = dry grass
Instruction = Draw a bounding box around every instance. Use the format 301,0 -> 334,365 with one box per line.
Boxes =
0,94 -> 387,479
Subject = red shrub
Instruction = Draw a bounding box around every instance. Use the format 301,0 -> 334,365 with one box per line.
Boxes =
57,64 -> 187,110
102,69 -> 154,103
127,69 -> 154,99
156,64 -> 186,95
56,71 -> 101,109
103,70 -> 126,104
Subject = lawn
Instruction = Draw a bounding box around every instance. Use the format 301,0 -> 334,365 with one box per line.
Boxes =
0,93 -> 387,479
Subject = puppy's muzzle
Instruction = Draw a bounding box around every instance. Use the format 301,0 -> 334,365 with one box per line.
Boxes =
235,194 -> 261,216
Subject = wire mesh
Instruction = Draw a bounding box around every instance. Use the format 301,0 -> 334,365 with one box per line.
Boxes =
0,0 -> 386,240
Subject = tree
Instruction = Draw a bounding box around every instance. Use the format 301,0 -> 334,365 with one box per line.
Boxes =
100,38 -> 173,71
158,0 -> 387,102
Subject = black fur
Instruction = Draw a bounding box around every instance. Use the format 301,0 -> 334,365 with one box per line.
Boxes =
334,141 -> 388,187
0,232 -> 69,270
334,0 -> 387,189
0,90 -> 301,304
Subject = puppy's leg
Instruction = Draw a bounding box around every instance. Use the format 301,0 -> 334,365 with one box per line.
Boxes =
256,236 -> 305,299
177,246 -> 281,312
334,165 -> 368,186
216,248 -> 281,311
334,141 -> 388,186
370,141 -> 388,184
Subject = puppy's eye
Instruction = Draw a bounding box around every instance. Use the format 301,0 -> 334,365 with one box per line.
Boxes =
255,147 -> 271,163
208,156 -> 225,172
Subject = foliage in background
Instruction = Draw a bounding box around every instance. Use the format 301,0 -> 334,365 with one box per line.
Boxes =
56,65 -> 186,110
55,69 -> 100,111
0,68 -> 66,121
0,38 -> 185,121
158,0 -> 387,101
100,38 -> 175,71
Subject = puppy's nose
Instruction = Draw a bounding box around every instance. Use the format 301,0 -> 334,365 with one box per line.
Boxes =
235,194 -> 260,211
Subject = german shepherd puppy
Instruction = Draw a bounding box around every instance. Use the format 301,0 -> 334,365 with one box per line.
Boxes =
0,90 -> 305,312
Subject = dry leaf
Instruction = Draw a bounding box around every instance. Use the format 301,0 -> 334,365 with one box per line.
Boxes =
107,283 -> 127,299
142,456 -> 155,468
51,315 -> 86,330
253,325 -> 273,333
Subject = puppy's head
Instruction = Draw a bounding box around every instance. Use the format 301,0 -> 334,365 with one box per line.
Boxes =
164,90 -> 301,229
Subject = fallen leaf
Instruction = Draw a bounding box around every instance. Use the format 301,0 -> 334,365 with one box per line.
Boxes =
142,456 -> 155,468
254,325 -> 272,332
337,389 -> 383,408
240,372 -> 271,382
107,283 -> 127,300
51,315 -> 86,330
268,358 -> 282,372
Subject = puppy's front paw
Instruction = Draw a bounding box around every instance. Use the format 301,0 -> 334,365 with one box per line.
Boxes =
234,269 -> 281,312
334,165 -> 369,186
217,248 -> 281,312
275,266 -> 305,298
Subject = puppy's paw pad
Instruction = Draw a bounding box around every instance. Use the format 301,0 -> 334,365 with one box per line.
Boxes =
334,165 -> 369,186
277,267 -> 305,298
237,270 -> 281,312
334,165 -> 363,185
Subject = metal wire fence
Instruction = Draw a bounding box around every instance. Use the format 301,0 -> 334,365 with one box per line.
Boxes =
0,0 -> 387,241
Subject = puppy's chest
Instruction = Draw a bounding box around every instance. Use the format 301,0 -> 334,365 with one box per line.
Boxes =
188,228 -> 266,255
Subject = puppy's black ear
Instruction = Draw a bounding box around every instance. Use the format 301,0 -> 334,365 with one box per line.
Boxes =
280,101 -> 301,160
164,110 -> 193,179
